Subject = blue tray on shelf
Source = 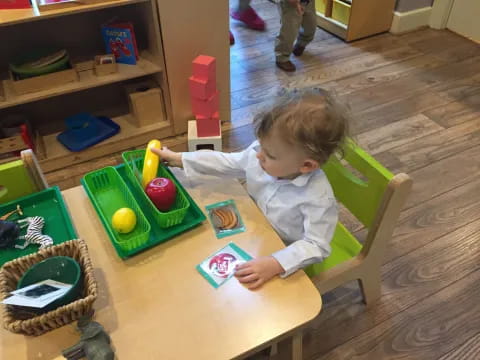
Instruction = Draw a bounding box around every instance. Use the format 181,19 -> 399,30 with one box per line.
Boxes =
57,113 -> 120,152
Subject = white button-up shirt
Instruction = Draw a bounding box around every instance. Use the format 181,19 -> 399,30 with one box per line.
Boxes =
182,141 -> 338,276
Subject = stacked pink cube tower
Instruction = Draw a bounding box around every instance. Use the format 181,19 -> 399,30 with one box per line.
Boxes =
189,55 -> 221,137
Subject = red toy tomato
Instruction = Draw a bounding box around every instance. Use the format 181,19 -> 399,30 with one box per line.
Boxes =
145,177 -> 177,211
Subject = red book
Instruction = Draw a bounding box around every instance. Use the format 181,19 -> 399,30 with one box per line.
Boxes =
0,0 -> 31,9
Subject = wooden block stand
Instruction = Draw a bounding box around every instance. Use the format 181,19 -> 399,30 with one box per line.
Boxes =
187,120 -> 221,151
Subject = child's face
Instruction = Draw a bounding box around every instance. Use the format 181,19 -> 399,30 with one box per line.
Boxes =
256,131 -> 318,179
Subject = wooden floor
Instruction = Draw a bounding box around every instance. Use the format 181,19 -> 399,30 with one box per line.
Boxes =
45,1 -> 480,358
227,1 -> 480,360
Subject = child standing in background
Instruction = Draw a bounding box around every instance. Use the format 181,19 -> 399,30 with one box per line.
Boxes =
153,89 -> 348,289
275,0 -> 317,72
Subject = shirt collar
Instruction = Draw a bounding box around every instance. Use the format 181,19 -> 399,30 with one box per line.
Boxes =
280,171 -> 315,187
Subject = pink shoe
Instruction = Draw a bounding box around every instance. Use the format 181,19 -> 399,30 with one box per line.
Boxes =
230,6 -> 265,31
230,30 -> 235,45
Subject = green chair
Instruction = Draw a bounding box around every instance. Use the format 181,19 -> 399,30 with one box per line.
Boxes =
306,138 -> 412,305
0,149 -> 48,204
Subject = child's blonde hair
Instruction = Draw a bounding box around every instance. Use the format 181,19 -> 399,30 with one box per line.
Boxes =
253,88 -> 349,164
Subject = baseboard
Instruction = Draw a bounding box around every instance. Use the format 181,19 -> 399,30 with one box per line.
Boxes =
390,7 -> 432,34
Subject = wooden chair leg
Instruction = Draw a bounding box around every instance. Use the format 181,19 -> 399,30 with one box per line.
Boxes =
292,331 -> 303,360
269,342 -> 278,357
358,269 -> 382,306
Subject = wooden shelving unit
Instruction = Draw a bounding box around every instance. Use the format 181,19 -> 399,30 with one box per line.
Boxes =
0,0 -> 148,27
0,0 -> 230,181
40,114 -> 171,171
0,56 -> 161,110
315,0 -> 395,41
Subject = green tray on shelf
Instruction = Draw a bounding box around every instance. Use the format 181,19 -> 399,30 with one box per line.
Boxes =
81,164 -> 206,259
0,186 -> 77,267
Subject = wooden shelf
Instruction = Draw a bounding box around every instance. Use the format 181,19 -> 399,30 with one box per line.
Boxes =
39,113 -> 172,172
0,0 -> 149,27
315,0 -> 395,42
316,11 -> 348,40
0,56 -> 161,110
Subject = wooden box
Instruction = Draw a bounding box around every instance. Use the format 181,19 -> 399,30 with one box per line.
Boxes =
124,80 -> 166,127
0,135 -> 27,155
94,55 -> 118,77
9,63 -> 78,95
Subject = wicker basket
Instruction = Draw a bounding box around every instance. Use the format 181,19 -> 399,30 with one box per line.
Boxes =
0,239 -> 97,336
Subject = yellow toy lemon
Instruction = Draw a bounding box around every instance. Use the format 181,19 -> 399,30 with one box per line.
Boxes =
142,139 -> 162,189
111,208 -> 137,234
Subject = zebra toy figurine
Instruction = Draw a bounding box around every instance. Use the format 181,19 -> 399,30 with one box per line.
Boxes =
15,216 -> 53,250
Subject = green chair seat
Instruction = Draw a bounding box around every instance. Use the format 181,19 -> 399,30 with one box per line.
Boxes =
305,222 -> 362,277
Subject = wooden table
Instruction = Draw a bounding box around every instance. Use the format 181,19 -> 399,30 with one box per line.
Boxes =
0,173 -> 322,360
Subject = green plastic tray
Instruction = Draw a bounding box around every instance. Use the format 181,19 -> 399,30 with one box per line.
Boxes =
81,164 -> 206,259
122,149 -> 190,228
82,166 -> 151,253
0,186 -> 77,267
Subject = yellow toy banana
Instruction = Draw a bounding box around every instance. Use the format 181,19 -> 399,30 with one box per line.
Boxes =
142,139 -> 161,189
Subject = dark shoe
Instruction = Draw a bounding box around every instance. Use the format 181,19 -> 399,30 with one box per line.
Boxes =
231,6 -> 266,31
293,44 -> 305,56
230,30 -> 235,45
276,60 -> 296,72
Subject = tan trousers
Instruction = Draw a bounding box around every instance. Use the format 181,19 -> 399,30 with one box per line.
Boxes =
275,0 -> 317,62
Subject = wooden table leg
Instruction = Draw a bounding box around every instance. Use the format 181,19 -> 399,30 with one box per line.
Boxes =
292,331 -> 303,360
269,342 -> 278,357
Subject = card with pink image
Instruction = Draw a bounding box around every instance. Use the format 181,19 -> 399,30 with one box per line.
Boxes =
196,242 -> 253,288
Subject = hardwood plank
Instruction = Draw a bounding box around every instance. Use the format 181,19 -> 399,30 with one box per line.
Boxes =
298,218 -> 480,358
232,46 -> 420,109
423,91 -> 480,128
437,332 -> 480,360
327,54 -> 447,96
386,178 -> 480,263
320,269 -> 480,360
355,114 -> 444,155
381,118 -> 480,174
352,91 -> 451,135
404,146 -> 480,209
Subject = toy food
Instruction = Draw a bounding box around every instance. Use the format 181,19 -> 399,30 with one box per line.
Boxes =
211,208 -> 238,230
111,208 -> 137,234
145,177 -> 176,212
142,139 -> 161,189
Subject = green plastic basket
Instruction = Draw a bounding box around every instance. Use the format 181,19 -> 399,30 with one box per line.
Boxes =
82,166 -> 151,252
122,149 -> 190,228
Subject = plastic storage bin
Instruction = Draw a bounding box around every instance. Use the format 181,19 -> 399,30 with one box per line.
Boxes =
82,166 -> 151,252
122,149 -> 190,228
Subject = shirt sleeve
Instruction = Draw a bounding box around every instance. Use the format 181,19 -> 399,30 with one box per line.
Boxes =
271,198 -> 338,277
182,142 -> 257,179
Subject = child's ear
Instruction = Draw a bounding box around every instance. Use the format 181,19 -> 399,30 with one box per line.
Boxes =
300,159 -> 319,174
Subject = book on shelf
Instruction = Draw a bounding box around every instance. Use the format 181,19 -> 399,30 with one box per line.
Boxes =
101,21 -> 139,65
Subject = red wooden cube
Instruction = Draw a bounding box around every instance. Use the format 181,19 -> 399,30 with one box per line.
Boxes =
196,115 -> 221,137
192,55 -> 216,82
189,76 -> 216,100
191,91 -> 219,118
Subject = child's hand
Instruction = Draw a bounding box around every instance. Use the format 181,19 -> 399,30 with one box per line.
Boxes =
234,256 -> 285,290
151,147 -> 183,168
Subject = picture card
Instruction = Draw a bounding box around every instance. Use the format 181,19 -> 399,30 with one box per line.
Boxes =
196,242 -> 253,288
